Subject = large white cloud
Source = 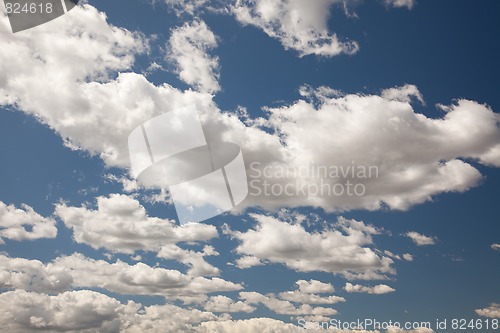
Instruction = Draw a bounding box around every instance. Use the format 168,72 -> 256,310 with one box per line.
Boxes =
0,201 -> 57,243
55,194 -> 219,276
168,20 -> 220,93
0,253 -> 242,299
0,4 -> 216,168
0,290 -> 124,332
1,5 -> 498,214
0,289 -> 225,333
231,0 -> 359,57
228,214 -> 394,280
241,85 -> 499,212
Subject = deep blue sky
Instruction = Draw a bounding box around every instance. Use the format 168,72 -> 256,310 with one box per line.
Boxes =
0,1 -> 499,332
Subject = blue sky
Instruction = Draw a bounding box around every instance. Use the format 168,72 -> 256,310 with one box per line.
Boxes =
0,1 -> 499,332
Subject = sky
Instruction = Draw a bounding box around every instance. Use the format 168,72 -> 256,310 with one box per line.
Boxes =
0,0 -> 499,332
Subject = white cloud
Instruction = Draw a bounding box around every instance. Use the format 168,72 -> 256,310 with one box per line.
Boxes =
203,295 -> 256,313
403,253 -> 414,261
295,279 -> 335,294
198,318 -> 306,333
382,84 -> 424,104
0,255 -> 72,293
0,289 -> 124,332
1,4 -> 498,214
344,282 -> 395,294
163,0 -> 209,15
0,253 -> 242,299
0,289 -> 225,333
168,20 -> 220,93
384,0 -> 416,10
122,301 -> 223,333
406,231 -> 436,246
278,279 -> 344,305
231,0 -> 359,57
475,303 -> 500,318
230,214 -> 394,280
0,201 -> 57,243
235,255 -> 263,269
0,4 -> 216,169
491,243 -> 500,251
240,291 -> 337,316
245,85 -> 499,212
55,194 -> 219,276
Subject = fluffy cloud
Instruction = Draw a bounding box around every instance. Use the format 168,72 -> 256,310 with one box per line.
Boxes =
240,291 -> 337,316
381,84 -> 424,104
0,253 -> 242,299
278,279 -> 344,305
295,279 -> 335,294
231,0 -> 358,57
406,232 -> 436,246
0,4 -> 217,169
55,194 -> 219,276
244,85 -> 499,212
0,201 -> 57,243
229,214 -> 394,280
344,282 -> 395,294
203,295 -> 256,313
168,20 -> 220,93
1,4 -> 499,214
0,289 -> 224,333
0,290 -> 124,332
491,243 -> 500,251
475,303 -> 500,318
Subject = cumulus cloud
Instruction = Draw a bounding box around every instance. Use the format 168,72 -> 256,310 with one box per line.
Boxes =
0,201 -> 57,243
244,85 -> 499,212
344,282 -> 395,294
168,20 -> 220,93
406,231 -> 436,246
277,279 -> 344,305
0,289 -> 224,333
0,4 -> 217,169
475,303 -> 500,318
0,290 -> 124,332
295,279 -> 335,294
235,255 -> 263,268
203,295 -> 256,313
239,291 -> 338,316
55,194 -> 219,276
491,243 -> 500,251
1,4 -> 499,214
231,0 -> 358,57
0,253 -> 242,299
229,214 -> 394,280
